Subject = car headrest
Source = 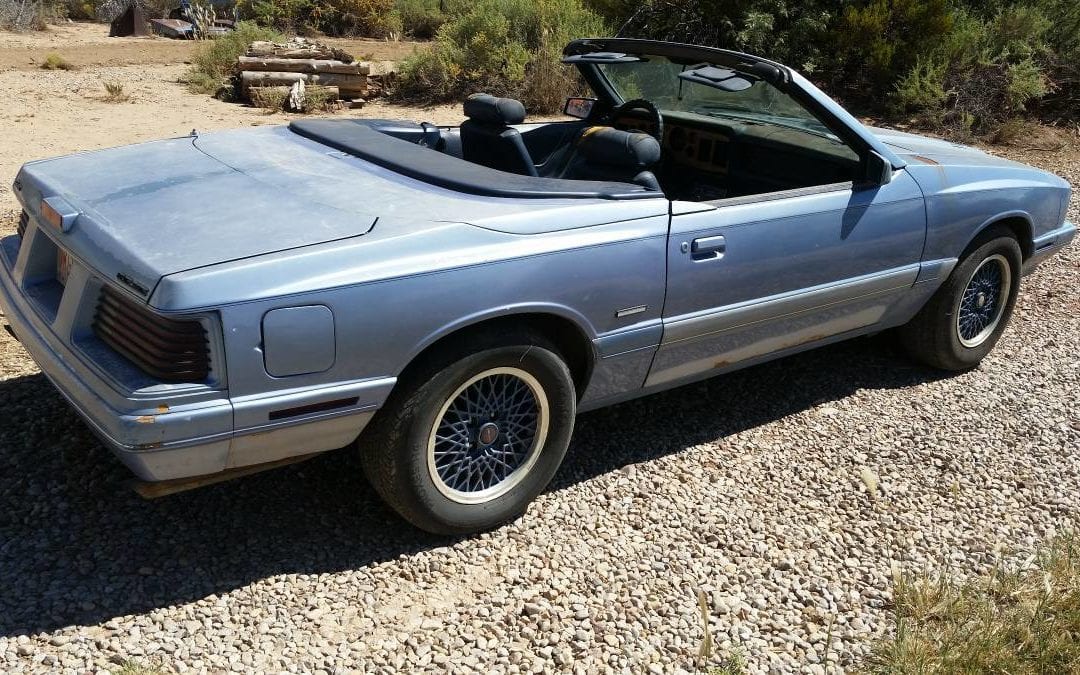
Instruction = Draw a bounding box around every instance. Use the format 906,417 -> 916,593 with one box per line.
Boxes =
463,93 -> 527,126
578,127 -> 661,168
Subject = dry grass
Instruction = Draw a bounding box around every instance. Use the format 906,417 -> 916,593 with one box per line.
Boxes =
40,53 -> 74,71
248,86 -> 288,113
116,659 -> 168,675
302,85 -> 342,113
103,82 -> 129,103
248,84 -> 341,113
186,21 -> 281,95
868,534 -> 1080,673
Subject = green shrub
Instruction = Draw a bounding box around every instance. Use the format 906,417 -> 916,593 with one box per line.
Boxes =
185,21 -> 282,95
397,0 -> 604,113
833,0 -> 954,90
891,58 -> 948,123
237,0 -> 400,37
394,0 -> 446,38
889,5 -> 1052,138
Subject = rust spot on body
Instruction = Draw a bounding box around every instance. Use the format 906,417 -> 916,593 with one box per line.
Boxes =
135,415 -> 156,424
157,404 -> 170,413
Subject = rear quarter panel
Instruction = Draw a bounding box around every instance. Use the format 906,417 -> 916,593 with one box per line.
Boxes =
156,208 -> 671,419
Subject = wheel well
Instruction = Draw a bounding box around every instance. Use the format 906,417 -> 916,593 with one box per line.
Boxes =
980,216 -> 1033,260
402,314 -> 596,398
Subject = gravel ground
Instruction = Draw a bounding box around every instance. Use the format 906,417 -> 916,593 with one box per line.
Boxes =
0,130 -> 1078,673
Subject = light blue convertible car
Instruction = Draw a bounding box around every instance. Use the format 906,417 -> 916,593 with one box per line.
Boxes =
1,39 -> 1073,532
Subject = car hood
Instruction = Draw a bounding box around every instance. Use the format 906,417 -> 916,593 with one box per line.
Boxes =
868,127 -> 1027,169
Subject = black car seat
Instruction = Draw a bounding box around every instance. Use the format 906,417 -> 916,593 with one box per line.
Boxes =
460,93 -> 538,177
559,127 -> 662,191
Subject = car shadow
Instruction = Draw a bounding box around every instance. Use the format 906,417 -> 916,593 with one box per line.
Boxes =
0,334 -> 946,636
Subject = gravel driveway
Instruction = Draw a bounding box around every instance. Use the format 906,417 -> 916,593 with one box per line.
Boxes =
0,141 -> 1077,673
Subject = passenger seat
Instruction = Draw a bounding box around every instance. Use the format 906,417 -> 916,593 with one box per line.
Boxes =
460,93 -> 538,177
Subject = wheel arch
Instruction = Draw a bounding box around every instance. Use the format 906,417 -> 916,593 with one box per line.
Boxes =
968,212 -> 1034,260
399,307 -> 598,399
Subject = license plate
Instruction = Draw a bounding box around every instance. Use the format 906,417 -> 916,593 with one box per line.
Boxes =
57,250 -> 72,286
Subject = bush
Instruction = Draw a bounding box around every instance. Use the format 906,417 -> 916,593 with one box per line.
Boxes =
236,0 -> 400,37
41,52 -> 74,69
832,0 -> 954,90
103,81 -> 130,102
394,0 -> 445,38
890,6 -> 1051,137
397,0 -> 604,113
185,21 -> 282,95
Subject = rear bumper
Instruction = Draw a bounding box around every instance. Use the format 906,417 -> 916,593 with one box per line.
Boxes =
1024,221 -> 1076,275
1,233 -> 392,482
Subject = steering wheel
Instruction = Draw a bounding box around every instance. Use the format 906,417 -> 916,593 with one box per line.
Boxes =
611,98 -> 664,144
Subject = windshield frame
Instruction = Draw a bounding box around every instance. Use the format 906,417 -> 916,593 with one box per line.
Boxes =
563,38 -> 907,172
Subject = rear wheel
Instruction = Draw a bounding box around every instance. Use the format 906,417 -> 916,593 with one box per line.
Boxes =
899,227 -> 1022,370
360,329 -> 576,534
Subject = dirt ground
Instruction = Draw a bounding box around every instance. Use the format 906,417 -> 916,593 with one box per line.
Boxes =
1,22 -> 1079,675
0,21 -> 424,70
0,24 -> 461,216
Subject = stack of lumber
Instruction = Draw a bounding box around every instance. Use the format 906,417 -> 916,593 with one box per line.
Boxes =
239,39 -> 370,102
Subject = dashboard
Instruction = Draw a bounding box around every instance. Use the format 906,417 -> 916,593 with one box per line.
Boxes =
613,110 -> 859,200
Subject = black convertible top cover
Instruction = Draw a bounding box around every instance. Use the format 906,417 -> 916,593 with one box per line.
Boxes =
288,119 -> 657,200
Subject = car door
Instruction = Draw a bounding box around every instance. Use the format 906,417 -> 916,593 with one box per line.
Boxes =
646,172 -> 926,388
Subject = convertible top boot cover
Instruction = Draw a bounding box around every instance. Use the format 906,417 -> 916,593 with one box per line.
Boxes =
288,119 -> 658,199
460,93 -> 539,177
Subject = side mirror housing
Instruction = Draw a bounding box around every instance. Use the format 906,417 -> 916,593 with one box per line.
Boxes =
563,97 -> 597,120
861,150 -> 894,187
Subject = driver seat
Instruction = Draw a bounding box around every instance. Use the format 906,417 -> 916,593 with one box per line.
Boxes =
460,93 -> 538,177
559,127 -> 662,191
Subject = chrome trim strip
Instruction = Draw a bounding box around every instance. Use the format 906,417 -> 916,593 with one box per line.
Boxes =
595,321 -> 663,358
914,258 -> 958,284
615,304 -> 647,318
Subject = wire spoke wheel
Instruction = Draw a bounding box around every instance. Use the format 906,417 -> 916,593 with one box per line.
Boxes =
427,367 -> 550,505
955,253 -> 1012,349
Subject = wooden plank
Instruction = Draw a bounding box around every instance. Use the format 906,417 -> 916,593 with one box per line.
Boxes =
237,56 -> 370,76
247,41 -> 352,61
241,71 -> 368,91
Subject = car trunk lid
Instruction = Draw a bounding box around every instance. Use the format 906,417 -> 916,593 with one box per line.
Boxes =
15,134 -> 378,300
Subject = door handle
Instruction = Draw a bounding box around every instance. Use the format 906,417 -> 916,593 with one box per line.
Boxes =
689,235 -> 726,261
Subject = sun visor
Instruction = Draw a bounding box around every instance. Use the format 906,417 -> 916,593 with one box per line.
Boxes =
561,52 -> 646,64
678,65 -> 756,92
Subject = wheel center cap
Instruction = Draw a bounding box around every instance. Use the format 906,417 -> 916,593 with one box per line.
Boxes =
477,422 -> 500,446
976,292 -> 987,309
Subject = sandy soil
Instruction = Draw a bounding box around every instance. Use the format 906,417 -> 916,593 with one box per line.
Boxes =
0,33 -> 459,216
0,21 -> 426,71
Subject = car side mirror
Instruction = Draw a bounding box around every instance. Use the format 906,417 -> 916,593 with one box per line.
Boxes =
861,150 -> 894,187
563,97 -> 597,120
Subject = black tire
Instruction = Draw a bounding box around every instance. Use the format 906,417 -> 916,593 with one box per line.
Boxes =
360,328 -> 576,535
899,226 -> 1022,371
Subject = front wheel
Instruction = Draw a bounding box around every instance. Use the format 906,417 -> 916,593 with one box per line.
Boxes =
899,227 -> 1022,371
360,330 -> 576,534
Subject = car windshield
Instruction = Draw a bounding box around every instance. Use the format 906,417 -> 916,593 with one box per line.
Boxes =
596,56 -> 838,140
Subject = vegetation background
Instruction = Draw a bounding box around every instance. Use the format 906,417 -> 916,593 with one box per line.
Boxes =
3,0 -> 1079,137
